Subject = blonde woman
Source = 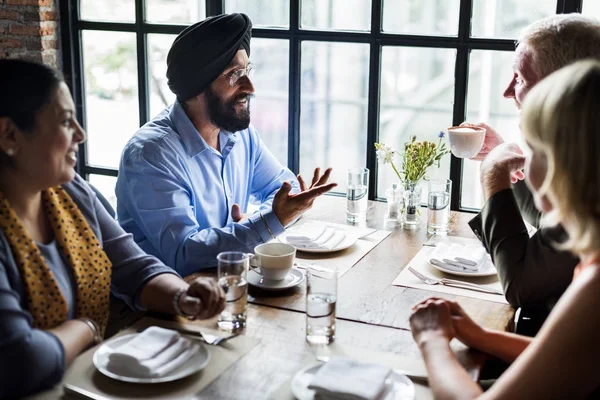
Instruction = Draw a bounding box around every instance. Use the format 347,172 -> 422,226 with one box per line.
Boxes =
0,60 -> 226,398
409,60 -> 600,398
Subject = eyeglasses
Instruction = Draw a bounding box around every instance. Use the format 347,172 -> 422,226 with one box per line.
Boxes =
222,64 -> 255,87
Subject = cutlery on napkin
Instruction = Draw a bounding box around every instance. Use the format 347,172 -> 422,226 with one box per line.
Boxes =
106,326 -> 199,378
430,243 -> 488,272
308,356 -> 392,400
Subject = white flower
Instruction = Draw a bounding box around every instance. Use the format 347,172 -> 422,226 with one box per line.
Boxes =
375,143 -> 395,165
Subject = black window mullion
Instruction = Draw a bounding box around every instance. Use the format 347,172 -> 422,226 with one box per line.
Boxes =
135,0 -> 149,129
450,0 -> 474,211
288,0 -> 300,174
366,0 -> 382,200
59,0 -> 87,177
558,0 -> 583,13
207,0 -> 224,17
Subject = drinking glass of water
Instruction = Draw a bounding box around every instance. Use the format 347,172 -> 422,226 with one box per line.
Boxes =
217,251 -> 250,332
427,179 -> 452,235
306,265 -> 337,345
347,168 -> 369,223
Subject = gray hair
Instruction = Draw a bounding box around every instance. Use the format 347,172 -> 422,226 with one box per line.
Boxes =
519,14 -> 600,80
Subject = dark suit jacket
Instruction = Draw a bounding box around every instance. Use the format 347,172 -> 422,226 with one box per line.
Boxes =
469,180 -> 578,311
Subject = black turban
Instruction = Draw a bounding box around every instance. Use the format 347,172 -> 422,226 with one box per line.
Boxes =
166,13 -> 252,101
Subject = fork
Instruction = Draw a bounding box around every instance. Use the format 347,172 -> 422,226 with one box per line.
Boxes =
408,266 -> 503,295
137,327 -> 240,346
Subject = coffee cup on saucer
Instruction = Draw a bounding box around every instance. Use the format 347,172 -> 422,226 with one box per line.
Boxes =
446,125 -> 486,158
250,243 -> 296,281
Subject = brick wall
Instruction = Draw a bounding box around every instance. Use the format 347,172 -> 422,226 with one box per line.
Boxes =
0,0 -> 59,68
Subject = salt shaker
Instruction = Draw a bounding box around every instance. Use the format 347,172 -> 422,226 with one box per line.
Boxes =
385,183 -> 402,224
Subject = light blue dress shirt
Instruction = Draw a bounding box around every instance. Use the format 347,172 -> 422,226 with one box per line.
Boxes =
116,101 -> 298,276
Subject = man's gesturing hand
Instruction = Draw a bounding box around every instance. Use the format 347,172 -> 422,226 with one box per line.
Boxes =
273,167 -> 337,226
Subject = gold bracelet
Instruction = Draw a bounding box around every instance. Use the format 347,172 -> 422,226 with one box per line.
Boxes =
259,211 -> 277,240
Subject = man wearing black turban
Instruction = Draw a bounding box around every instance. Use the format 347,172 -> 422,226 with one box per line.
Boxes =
116,13 -> 336,275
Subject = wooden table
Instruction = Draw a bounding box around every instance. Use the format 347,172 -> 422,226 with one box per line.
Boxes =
193,196 -> 514,331
38,196 -> 514,399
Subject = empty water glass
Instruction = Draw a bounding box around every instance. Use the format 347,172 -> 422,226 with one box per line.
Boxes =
427,179 -> 452,235
306,265 -> 337,345
347,168 -> 369,223
217,251 -> 249,332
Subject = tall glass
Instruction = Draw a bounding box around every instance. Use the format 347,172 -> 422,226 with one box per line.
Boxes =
346,168 -> 369,223
217,252 -> 249,331
427,179 -> 452,235
306,265 -> 337,345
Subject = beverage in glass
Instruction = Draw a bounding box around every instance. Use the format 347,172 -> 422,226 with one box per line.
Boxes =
217,251 -> 249,331
306,265 -> 337,345
346,168 -> 369,223
427,179 -> 452,235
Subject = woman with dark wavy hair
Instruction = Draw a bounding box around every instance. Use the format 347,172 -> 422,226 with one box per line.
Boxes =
0,59 -> 226,398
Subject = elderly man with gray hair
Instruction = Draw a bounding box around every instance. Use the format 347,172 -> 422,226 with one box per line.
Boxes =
465,13 -> 600,333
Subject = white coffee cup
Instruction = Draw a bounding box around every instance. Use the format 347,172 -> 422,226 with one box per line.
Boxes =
250,243 -> 296,281
446,126 -> 486,158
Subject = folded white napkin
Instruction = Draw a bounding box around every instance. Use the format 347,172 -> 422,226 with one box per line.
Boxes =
107,327 -> 199,378
430,243 -> 488,272
308,357 -> 391,400
285,223 -> 327,243
292,230 -> 345,250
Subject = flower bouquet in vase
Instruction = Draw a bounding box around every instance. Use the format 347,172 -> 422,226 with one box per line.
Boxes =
375,132 -> 450,227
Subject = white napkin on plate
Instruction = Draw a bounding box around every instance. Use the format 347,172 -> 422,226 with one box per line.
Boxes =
308,357 -> 391,400
107,327 -> 199,378
285,223 -> 327,242
430,243 -> 488,272
292,230 -> 345,250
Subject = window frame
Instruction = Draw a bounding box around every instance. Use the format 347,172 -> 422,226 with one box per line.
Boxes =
59,0 -> 584,212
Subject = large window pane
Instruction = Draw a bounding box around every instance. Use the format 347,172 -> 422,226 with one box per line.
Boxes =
80,0 -> 134,22
250,39 -> 289,166
301,0 -> 370,31
378,47 -> 455,199
145,0 -> 205,24
383,0 -> 460,36
89,174 -> 118,213
300,42 -> 369,192
472,0 -> 556,38
462,50 -> 521,209
148,34 -> 178,119
225,0 -> 289,28
82,31 -> 139,169
583,1 -> 600,19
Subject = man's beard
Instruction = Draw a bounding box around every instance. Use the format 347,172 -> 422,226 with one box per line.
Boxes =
205,87 -> 252,133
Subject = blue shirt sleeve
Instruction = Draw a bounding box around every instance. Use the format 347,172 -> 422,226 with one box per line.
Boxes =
118,145 -> 292,276
90,189 -> 179,309
0,261 -> 65,398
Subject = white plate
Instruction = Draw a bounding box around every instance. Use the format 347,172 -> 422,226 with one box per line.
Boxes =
93,333 -> 210,383
247,268 -> 305,291
427,257 -> 498,277
291,363 -> 415,400
282,231 -> 358,254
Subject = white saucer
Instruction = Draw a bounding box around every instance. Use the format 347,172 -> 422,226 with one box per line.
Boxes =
291,362 -> 415,400
247,268 -> 305,291
427,257 -> 497,277
93,333 -> 210,383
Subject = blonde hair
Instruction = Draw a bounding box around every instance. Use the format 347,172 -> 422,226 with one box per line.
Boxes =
519,14 -> 600,80
521,60 -> 600,255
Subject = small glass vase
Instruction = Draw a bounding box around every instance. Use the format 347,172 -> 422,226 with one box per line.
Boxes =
402,182 -> 422,228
